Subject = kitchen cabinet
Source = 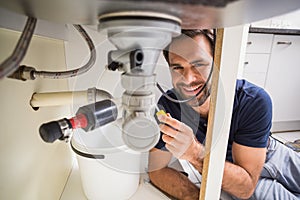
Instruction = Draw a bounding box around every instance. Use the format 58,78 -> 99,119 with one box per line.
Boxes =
243,30 -> 300,130
265,35 -> 300,122
243,33 -> 273,88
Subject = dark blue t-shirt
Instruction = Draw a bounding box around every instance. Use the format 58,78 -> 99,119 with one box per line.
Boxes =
155,79 -> 272,162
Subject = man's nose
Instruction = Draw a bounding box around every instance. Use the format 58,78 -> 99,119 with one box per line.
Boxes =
182,68 -> 198,84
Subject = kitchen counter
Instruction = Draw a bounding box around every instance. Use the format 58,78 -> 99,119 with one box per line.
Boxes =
249,27 -> 300,35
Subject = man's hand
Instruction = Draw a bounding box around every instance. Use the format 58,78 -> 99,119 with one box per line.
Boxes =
157,114 -> 203,162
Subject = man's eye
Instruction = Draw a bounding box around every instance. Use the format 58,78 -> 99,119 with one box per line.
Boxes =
171,66 -> 183,71
193,63 -> 205,67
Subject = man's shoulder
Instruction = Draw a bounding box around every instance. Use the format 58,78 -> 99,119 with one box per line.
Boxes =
236,79 -> 262,94
232,80 -> 272,148
234,79 -> 272,126
235,79 -> 270,103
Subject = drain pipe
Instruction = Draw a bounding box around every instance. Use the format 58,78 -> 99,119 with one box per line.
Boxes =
30,87 -> 112,108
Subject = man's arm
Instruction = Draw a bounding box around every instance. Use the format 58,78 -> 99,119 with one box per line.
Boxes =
148,148 -> 199,200
179,141 -> 266,199
221,142 -> 266,199
157,114 -> 266,199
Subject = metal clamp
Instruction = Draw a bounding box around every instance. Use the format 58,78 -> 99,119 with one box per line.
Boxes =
57,119 -> 73,142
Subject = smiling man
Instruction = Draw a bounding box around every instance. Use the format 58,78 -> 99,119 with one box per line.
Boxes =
148,29 -> 300,200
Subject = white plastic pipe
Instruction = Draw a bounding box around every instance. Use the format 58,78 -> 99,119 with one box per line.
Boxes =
30,88 -> 112,108
30,91 -> 88,107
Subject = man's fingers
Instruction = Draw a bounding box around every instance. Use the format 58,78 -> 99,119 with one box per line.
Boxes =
162,134 -> 174,145
157,115 -> 185,131
159,124 -> 179,138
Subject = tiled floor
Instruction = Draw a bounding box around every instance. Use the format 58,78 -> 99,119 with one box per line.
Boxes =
60,162 -> 170,200
271,131 -> 300,143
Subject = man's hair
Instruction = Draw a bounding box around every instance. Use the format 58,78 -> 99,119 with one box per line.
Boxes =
163,29 -> 215,64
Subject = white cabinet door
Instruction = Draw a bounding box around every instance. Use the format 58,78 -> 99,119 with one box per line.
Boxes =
246,33 -> 273,53
243,33 -> 273,88
243,53 -> 271,88
244,54 -> 270,73
265,35 -> 300,122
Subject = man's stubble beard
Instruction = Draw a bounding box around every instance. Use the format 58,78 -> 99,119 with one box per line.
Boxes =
174,84 -> 211,107
189,87 -> 211,107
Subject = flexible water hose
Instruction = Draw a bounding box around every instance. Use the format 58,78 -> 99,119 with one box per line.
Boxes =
33,25 -> 96,79
0,17 -> 37,79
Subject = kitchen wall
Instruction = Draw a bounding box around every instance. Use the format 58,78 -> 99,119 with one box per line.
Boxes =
0,28 -> 72,200
251,9 -> 300,29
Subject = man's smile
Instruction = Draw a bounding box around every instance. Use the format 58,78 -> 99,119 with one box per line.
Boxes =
181,84 -> 203,96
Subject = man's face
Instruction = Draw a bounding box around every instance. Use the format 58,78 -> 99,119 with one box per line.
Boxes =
168,35 -> 213,107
